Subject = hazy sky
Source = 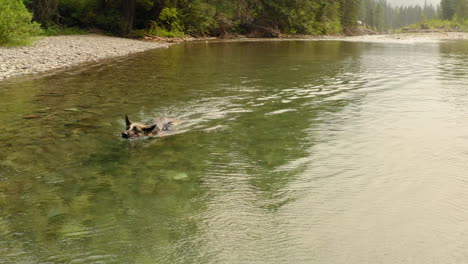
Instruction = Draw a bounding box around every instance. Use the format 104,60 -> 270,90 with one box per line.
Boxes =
387,0 -> 440,6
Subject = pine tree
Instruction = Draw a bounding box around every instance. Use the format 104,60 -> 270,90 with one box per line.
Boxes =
441,0 -> 457,19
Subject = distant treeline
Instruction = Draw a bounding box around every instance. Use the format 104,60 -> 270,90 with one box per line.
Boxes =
362,0 -> 468,31
2,0 -> 468,46
22,0 -> 361,36
440,0 -> 468,20
360,0 -> 439,31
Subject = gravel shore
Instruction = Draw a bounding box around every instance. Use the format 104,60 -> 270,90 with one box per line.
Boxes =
0,34 -> 171,80
338,31 -> 468,43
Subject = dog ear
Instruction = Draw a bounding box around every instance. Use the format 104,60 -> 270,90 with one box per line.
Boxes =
125,114 -> 131,129
143,124 -> 158,134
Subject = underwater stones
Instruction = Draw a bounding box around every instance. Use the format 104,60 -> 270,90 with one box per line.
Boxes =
23,115 -> 42,119
65,108 -> 80,112
172,173 -> 188,181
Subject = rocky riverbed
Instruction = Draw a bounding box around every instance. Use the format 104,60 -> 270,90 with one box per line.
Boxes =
0,34 -> 171,80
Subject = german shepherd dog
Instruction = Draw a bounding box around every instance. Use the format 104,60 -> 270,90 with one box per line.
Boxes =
121,115 -> 176,139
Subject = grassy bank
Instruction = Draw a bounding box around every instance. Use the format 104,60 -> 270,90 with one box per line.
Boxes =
401,19 -> 468,32
0,0 -> 41,46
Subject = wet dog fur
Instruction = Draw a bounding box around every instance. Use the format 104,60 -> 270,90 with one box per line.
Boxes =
121,115 -> 174,139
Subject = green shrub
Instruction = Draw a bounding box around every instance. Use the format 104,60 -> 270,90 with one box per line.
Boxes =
151,27 -> 185,38
133,8 -> 186,38
0,0 -> 42,46
402,19 -> 468,32
181,1 -> 217,36
158,7 -> 183,31
146,21 -> 185,38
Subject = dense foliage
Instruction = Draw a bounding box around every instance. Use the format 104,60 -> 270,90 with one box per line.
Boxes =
0,0 -> 41,46
441,0 -> 468,20
23,0 -> 361,36
3,0 -> 468,46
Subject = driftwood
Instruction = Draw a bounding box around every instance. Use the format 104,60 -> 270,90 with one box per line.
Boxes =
142,35 -> 217,43
402,28 -> 460,33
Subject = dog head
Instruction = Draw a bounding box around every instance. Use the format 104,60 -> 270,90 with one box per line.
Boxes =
121,115 -> 159,139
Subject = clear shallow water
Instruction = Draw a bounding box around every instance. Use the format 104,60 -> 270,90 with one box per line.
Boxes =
0,40 -> 468,264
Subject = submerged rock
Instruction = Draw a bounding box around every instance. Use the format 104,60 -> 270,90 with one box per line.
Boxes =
173,172 -> 188,181
23,115 -> 42,119
65,108 -> 80,112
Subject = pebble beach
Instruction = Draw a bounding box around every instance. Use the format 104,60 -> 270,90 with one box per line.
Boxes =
0,34 -> 171,80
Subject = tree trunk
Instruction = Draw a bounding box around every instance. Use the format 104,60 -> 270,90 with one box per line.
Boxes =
32,0 -> 58,24
123,0 -> 136,33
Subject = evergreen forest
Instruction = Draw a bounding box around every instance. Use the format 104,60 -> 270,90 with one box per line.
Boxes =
1,0 -> 468,46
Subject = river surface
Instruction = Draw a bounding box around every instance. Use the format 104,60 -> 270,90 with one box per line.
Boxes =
0,40 -> 468,264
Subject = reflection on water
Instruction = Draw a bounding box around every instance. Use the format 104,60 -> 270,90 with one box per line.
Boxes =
0,40 -> 468,263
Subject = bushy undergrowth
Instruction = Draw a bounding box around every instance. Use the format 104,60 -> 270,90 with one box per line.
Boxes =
403,19 -> 468,31
147,27 -> 185,38
133,8 -> 186,38
0,0 -> 42,46
41,24 -> 87,36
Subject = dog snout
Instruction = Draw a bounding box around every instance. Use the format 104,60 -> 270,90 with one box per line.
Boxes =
121,132 -> 129,139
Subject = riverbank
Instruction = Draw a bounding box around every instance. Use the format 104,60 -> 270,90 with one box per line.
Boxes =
336,31 -> 468,43
0,35 -> 171,80
1,32 -> 467,80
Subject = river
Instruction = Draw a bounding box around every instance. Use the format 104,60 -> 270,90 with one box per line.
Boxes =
0,39 -> 468,263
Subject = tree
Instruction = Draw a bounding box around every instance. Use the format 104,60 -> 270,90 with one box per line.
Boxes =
123,0 -> 136,33
340,0 -> 360,33
456,0 -> 468,20
441,0 -> 457,19
374,0 -> 384,31
32,0 -> 58,24
0,0 -> 42,46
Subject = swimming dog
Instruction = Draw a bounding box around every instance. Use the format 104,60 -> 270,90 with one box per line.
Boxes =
121,115 -> 175,139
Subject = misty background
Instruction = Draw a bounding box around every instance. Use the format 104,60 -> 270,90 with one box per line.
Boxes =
389,0 -> 440,6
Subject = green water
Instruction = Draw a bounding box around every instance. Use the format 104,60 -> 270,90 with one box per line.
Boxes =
1,40 -> 468,263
